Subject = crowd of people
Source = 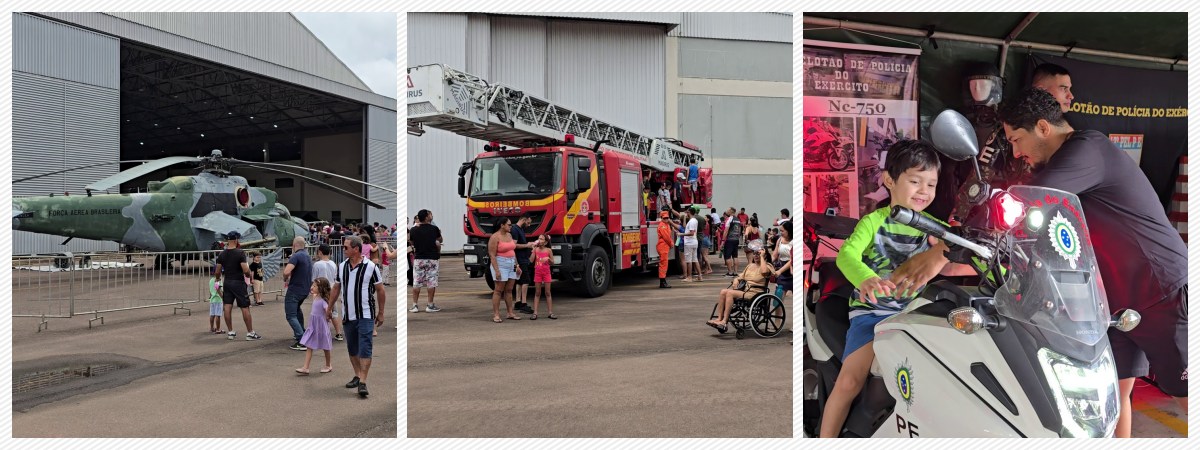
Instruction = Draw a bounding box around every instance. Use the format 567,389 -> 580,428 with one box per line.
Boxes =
207,228 -> 390,398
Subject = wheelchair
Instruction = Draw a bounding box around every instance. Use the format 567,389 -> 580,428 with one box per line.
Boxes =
708,283 -> 788,339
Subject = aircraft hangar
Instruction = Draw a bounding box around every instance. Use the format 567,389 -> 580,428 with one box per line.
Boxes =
11,12 -> 397,255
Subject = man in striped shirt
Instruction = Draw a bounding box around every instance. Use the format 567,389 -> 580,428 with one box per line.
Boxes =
332,235 -> 387,398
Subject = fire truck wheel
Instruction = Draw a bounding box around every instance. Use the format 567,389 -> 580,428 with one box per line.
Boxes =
579,246 -> 611,298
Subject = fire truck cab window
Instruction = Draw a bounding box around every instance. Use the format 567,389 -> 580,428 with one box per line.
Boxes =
470,154 -> 562,198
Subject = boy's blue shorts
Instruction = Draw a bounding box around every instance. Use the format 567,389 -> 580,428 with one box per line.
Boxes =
209,302 -> 223,316
843,313 -> 893,361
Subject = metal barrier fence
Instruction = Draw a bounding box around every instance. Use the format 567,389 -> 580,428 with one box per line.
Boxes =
12,242 -> 398,331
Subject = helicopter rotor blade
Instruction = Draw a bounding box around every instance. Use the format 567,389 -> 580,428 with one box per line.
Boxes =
85,156 -> 204,192
14,160 -> 155,184
238,163 -> 387,209
229,159 -> 397,194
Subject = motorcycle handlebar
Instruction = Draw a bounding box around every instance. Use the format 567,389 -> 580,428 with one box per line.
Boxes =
889,206 -> 994,260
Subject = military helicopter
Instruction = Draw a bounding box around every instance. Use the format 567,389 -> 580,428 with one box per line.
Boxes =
13,149 -> 394,270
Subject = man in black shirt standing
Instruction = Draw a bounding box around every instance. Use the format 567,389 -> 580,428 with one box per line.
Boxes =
511,214 -> 534,314
998,88 -> 1188,437
216,231 -> 261,341
409,209 -> 443,313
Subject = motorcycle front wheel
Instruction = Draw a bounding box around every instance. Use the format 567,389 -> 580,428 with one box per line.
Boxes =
828,148 -> 851,171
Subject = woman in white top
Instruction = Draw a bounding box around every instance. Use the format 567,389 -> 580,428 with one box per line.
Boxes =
772,221 -> 793,298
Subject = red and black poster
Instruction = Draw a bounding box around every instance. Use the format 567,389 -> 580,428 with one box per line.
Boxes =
803,40 -> 921,218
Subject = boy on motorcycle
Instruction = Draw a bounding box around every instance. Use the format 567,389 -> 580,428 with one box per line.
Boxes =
819,140 -> 942,438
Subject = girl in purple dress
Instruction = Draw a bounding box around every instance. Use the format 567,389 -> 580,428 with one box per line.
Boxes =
296,277 -> 334,375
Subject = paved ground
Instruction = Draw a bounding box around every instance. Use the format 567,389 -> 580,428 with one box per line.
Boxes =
1128,379 -> 1188,437
11,270 -> 398,438
407,254 -> 794,438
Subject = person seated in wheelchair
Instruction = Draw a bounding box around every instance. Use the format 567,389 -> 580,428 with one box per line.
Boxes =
706,241 -> 773,333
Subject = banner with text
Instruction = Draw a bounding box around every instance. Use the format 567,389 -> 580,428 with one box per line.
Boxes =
803,40 -> 920,218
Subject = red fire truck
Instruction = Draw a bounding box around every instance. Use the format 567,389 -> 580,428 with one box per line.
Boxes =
408,64 -> 712,296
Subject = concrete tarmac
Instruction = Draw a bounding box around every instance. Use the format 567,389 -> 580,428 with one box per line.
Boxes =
11,276 -> 398,438
407,254 -> 794,438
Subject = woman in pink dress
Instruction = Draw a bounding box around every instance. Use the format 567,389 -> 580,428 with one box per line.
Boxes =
529,235 -> 556,320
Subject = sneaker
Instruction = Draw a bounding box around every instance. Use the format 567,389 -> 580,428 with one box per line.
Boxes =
245,332 -> 262,341
289,341 -> 307,351
345,376 -> 361,388
334,334 -> 345,341
409,304 -> 420,313
227,332 -> 236,340
724,273 -> 737,278
358,382 -> 369,398
425,304 -> 442,312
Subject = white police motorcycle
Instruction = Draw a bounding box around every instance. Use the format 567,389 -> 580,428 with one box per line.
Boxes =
802,110 -> 1141,437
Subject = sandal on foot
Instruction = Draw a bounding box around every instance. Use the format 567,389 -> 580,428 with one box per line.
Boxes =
319,367 -> 333,373
295,368 -> 310,375
548,314 -> 557,320
530,314 -> 538,320
255,302 -> 265,306
493,317 -> 503,323
506,315 -> 522,320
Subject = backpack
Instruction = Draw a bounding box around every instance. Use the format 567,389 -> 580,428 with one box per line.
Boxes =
725,218 -> 743,242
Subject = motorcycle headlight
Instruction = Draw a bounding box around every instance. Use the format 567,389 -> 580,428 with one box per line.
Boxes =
1037,348 -> 1119,437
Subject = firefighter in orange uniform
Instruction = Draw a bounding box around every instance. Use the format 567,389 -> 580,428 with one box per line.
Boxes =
657,210 -> 675,289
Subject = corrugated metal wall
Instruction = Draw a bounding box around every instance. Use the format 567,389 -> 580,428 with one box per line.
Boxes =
103,12 -> 371,91
407,13 -> 668,251
12,14 -> 121,254
13,13 -> 120,88
366,106 -> 398,228
678,95 -> 792,159
670,12 -> 793,44
407,13 -> 473,240
678,38 -> 793,82
547,20 -> 665,135
36,12 -> 393,109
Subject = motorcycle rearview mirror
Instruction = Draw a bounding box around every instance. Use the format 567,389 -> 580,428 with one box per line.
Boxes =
931,110 -> 987,200
1110,309 -> 1141,332
930,110 -> 980,161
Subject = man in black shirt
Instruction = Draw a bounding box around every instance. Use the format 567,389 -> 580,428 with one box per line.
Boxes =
998,88 -> 1187,437
511,214 -> 534,314
216,231 -> 261,341
409,209 -> 443,313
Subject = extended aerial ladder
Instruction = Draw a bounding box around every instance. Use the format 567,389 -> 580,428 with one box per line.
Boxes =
407,64 -> 703,173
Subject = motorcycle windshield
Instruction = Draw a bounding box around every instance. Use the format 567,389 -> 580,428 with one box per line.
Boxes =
994,186 -> 1111,346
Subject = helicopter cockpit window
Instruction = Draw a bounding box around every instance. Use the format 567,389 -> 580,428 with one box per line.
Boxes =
236,187 -> 251,207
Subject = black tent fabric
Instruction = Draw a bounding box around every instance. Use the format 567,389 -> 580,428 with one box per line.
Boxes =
803,12 -> 1187,208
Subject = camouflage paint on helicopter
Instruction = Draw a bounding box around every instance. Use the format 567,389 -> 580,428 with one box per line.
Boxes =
13,171 -> 308,253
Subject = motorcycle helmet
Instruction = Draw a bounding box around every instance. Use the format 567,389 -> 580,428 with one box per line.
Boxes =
962,62 -> 1003,108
